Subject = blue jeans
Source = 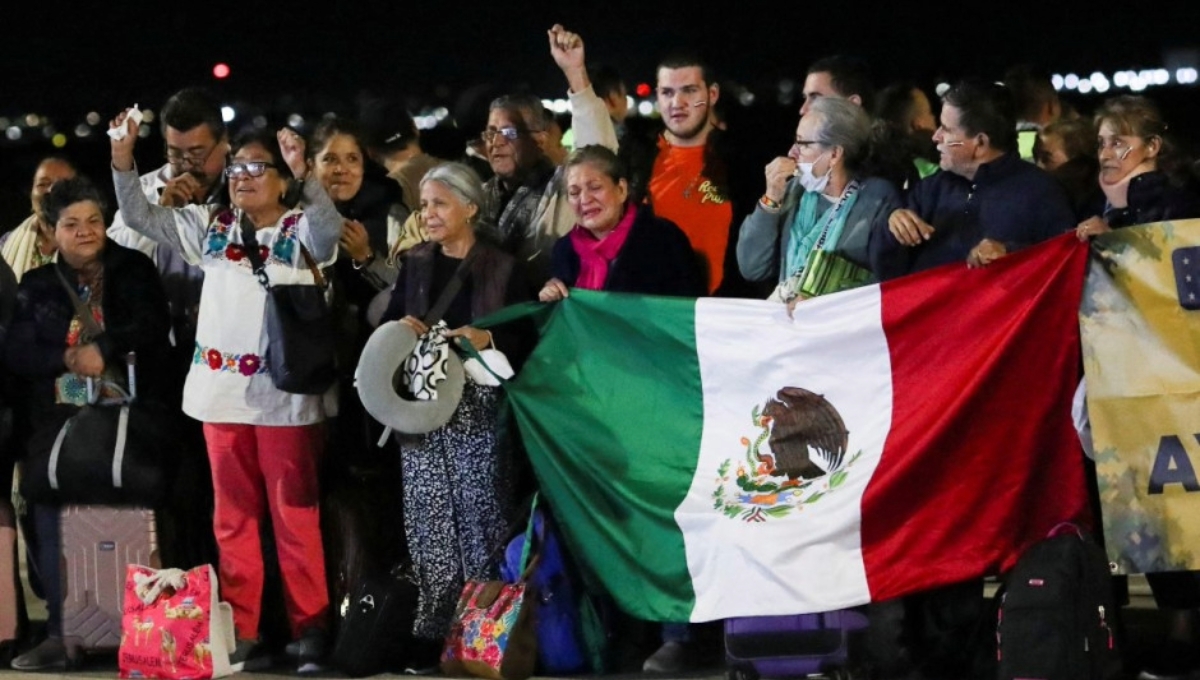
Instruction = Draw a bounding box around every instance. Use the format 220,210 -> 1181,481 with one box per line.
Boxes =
32,504 -> 61,636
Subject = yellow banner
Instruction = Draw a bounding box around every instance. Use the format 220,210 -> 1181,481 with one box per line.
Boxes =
1082,219 -> 1200,574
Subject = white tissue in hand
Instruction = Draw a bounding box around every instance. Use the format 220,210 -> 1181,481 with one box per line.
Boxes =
107,105 -> 144,141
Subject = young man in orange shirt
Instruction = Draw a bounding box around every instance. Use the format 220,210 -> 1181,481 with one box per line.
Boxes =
624,54 -> 760,298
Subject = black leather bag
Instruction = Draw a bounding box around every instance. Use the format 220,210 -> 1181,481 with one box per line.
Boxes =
264,283 -> 337,394
21,392 -> 173,506
241,215 -> 337,395
331,564 -> 418,677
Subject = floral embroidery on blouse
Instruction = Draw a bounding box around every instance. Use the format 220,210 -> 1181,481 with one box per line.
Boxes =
193,342 -> 268,376
203,209 -> 301,268
205,209 -> 236,256
272,213 -> 301,263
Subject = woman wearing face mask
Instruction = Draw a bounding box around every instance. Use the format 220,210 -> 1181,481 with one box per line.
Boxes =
737,97 -> 901,303
1075,95 -> 1200,240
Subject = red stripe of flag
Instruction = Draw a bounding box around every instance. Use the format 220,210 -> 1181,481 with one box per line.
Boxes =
862,233 -> 1092,601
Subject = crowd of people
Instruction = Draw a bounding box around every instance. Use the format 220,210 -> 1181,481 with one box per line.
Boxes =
2,21 -> 1200,680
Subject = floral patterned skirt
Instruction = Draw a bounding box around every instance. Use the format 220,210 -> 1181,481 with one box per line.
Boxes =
397,382 -> 514,640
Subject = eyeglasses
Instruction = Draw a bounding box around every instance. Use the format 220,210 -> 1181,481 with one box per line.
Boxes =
482,127 -> 524,144
792,139 -> 823,149
165,142 -> 220,167
224,162 -> 276,180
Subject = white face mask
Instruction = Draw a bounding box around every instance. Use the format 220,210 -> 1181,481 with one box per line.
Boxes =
796,155 -> 831,194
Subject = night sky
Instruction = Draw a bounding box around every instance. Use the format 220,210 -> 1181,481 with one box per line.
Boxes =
4,0 -> 1196,114
1,0 -> 1197,225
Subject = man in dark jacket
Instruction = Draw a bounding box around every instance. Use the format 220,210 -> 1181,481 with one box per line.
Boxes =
870,79 -> 1074,281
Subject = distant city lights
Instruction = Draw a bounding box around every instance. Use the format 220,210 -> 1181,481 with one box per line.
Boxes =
1053,66 -> 1196,94
3,61 -> 1199,150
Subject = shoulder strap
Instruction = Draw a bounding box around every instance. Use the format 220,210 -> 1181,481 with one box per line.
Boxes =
422,243 -> 479,327
241,211 -> 327,290
54,265 -> 104,340
238,212 -> 271,292
300,247 -> 327,289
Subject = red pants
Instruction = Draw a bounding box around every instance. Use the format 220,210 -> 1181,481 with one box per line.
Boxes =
203,423 -> 329,640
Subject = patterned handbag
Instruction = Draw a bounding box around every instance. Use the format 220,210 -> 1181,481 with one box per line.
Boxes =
441,506 -> 539,680
119,564 -> 235,679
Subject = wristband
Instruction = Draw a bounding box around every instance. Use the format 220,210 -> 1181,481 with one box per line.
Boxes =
760,195 -> 781,211
353,253 -> 377,270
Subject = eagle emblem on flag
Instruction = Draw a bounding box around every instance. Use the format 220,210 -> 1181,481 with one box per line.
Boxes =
713,387 -> 862,522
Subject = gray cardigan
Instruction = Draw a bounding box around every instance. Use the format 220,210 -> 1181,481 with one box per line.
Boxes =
737,176 -> 901,284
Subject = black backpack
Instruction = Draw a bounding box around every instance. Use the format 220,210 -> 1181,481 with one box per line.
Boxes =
996,523 -> 1122,680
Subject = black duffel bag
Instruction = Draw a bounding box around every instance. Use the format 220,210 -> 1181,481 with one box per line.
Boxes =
21,383 -> 174,506
331,563 -> 419,677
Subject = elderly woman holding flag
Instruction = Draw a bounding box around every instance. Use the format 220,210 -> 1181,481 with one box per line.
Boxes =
378,161 -> 532,672
538,145 -> 703,301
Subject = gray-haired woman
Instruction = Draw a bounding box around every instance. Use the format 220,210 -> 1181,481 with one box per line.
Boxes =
737,96 -> 901,303
378,162 -> 530,671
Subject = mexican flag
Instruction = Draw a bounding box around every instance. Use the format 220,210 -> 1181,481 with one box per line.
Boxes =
497,233 -> 1091,622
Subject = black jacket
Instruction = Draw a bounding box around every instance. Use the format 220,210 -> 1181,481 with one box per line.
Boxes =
1101,171 -> 1200,228
551,206 -> 705,297
4,240 -> 173,420
871,152 -> 1075,280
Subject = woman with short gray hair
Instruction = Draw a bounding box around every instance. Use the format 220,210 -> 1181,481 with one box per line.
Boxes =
376,162 -> 531,672
737,96 -> 901,303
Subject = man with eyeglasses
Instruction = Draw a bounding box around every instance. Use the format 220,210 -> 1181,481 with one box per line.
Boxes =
476,24 -> 617,285
108,88 -> 228,375
105,89 -> 228,580
870,79 -> 1073,282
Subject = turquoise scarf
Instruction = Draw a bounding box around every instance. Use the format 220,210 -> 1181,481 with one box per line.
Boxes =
784,182 -> 860,277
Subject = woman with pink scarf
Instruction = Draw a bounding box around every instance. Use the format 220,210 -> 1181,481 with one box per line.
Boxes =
539,146 -> 703,301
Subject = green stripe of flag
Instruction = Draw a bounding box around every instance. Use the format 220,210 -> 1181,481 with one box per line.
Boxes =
502,290 -> 703,621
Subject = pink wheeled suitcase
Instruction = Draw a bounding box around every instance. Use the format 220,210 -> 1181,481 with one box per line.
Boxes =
60,505 -> 159,658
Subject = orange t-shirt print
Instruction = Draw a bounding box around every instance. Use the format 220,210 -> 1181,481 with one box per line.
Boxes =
648,138 -> 733,294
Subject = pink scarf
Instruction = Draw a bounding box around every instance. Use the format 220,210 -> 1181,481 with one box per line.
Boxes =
569,203 -> 637,290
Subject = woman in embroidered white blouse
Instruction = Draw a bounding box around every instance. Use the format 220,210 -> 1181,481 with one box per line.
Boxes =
109,111 -> 340,671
